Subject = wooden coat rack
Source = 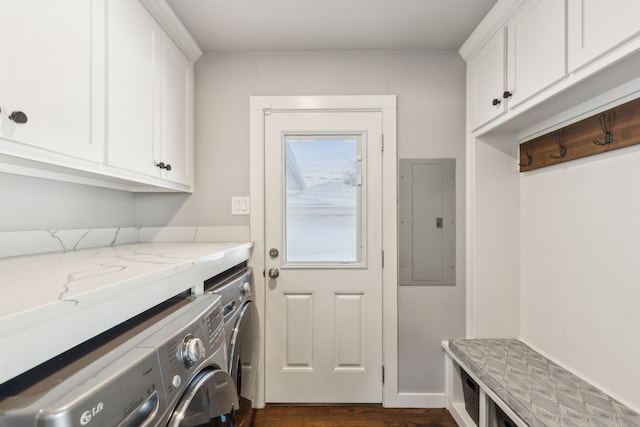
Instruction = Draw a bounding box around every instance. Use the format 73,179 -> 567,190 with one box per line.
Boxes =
519,96 -> 640,172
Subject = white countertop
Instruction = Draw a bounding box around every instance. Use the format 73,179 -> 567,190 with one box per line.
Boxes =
0,241 -> 252,384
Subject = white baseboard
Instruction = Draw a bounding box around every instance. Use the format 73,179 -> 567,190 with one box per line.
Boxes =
384,392 -> 446,408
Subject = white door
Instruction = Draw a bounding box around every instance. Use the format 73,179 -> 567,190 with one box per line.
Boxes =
264,110 -> 383,403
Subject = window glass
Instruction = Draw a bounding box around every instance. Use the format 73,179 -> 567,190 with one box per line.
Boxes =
284,135 -> 362,264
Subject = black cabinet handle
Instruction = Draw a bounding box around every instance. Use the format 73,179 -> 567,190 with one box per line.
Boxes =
492,98 -> 501,106
156,162 -> 172,171
503,91 -> 513,99
9,111 -> 28,124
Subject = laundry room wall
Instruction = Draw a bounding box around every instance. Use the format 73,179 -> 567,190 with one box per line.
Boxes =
0,171 -> 136,231
136,50 -> 467,397
520,145 -> 640,411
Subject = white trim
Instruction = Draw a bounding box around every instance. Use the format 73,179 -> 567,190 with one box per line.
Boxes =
383,392 -> 447,409
465,67 -> 476,339
458,0 -> 524,61
249,95 -> 398,407
518,77 -> 640,142
249,95 -> 396,111
139,0 -> 202,62
249,100 -> 267,408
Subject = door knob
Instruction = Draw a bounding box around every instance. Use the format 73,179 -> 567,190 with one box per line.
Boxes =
268,268 -> 280,279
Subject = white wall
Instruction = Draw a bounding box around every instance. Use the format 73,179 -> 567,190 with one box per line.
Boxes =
138,50 -> 468,395
520,147 -> 640,410
0,172 -> 136,231
469,135 -> 521,338
467,135 -> 520,338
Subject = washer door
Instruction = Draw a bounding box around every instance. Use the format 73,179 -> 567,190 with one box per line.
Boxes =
167,369 -> 239,427
228,301 -> 259,427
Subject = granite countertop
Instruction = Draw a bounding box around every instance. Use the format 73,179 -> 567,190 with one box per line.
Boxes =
0,241 -> 252,385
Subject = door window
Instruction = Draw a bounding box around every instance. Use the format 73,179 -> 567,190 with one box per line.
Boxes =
284,135 -> 363,265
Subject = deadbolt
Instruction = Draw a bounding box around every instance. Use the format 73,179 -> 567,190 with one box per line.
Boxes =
269,248 -> 279,258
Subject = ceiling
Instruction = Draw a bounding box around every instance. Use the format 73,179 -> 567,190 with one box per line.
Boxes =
166,0 -> 497,52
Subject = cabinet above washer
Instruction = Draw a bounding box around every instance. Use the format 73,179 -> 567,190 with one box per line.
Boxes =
0,0 -> 201,192
107,0 -> 194,188
0,0 -> 104,162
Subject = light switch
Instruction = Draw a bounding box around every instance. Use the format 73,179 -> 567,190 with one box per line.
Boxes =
232,196 -> 250,215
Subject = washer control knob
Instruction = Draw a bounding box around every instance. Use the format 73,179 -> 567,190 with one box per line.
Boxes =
240,280 -> 251,296
181,335 -> 206,367
172,375 -> 182,388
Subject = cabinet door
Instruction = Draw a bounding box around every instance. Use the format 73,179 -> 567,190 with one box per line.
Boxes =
159,34 -> 193,186
107,0 -> 159,176
568,0 -> 640,72
469,29 -> 506,129
507,0 -> 566,107
0,0 -> 103,161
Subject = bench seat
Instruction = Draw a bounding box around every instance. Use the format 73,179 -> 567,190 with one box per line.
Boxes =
448,339 -> 640,427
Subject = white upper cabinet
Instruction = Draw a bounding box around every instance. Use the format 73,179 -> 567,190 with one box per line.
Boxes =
0,0 -> 198,191
506,0 -> 565,107
107,0 -> 194,188
469,29 -> 507,128
0,0 -> 104,162
568,0 -> 640,72
159,33 -> 193,186
468,0 -> 565,130
107,0 -> 159,177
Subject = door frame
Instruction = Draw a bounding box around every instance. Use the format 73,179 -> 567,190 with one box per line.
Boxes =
249,95 -> 398,407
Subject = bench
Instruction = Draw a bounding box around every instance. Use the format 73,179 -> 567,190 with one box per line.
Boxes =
442,339 -> 640,427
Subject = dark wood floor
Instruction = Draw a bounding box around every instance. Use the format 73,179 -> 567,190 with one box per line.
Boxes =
251,405 -> 459,427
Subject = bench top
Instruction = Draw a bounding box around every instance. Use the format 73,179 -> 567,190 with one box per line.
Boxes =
448,339 -> 640,427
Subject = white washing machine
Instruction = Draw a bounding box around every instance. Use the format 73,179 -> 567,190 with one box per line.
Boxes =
0,292 -> 239,427
205,266 -> 259,427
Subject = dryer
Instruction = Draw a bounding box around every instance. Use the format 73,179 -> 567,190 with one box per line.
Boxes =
205,266 -> 259,427
0,293 -> 238,427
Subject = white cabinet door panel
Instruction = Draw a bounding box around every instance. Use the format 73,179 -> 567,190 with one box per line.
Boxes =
507,0 -> 566,107
159,33 -> 192,186
470,29 -> 506,129
107,0 -> 159,177
0,0 -> 102,162
568,0 -> 640,72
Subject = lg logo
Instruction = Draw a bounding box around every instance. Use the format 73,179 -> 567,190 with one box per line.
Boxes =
80,402 -> 104,425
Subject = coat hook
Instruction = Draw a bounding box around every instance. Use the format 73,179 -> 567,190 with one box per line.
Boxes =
593,112 -> 615,146
550,131 -> 567,159
519,143 -> 533,166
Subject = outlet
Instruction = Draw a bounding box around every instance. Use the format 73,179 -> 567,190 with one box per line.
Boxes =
231,196 -> 250,215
